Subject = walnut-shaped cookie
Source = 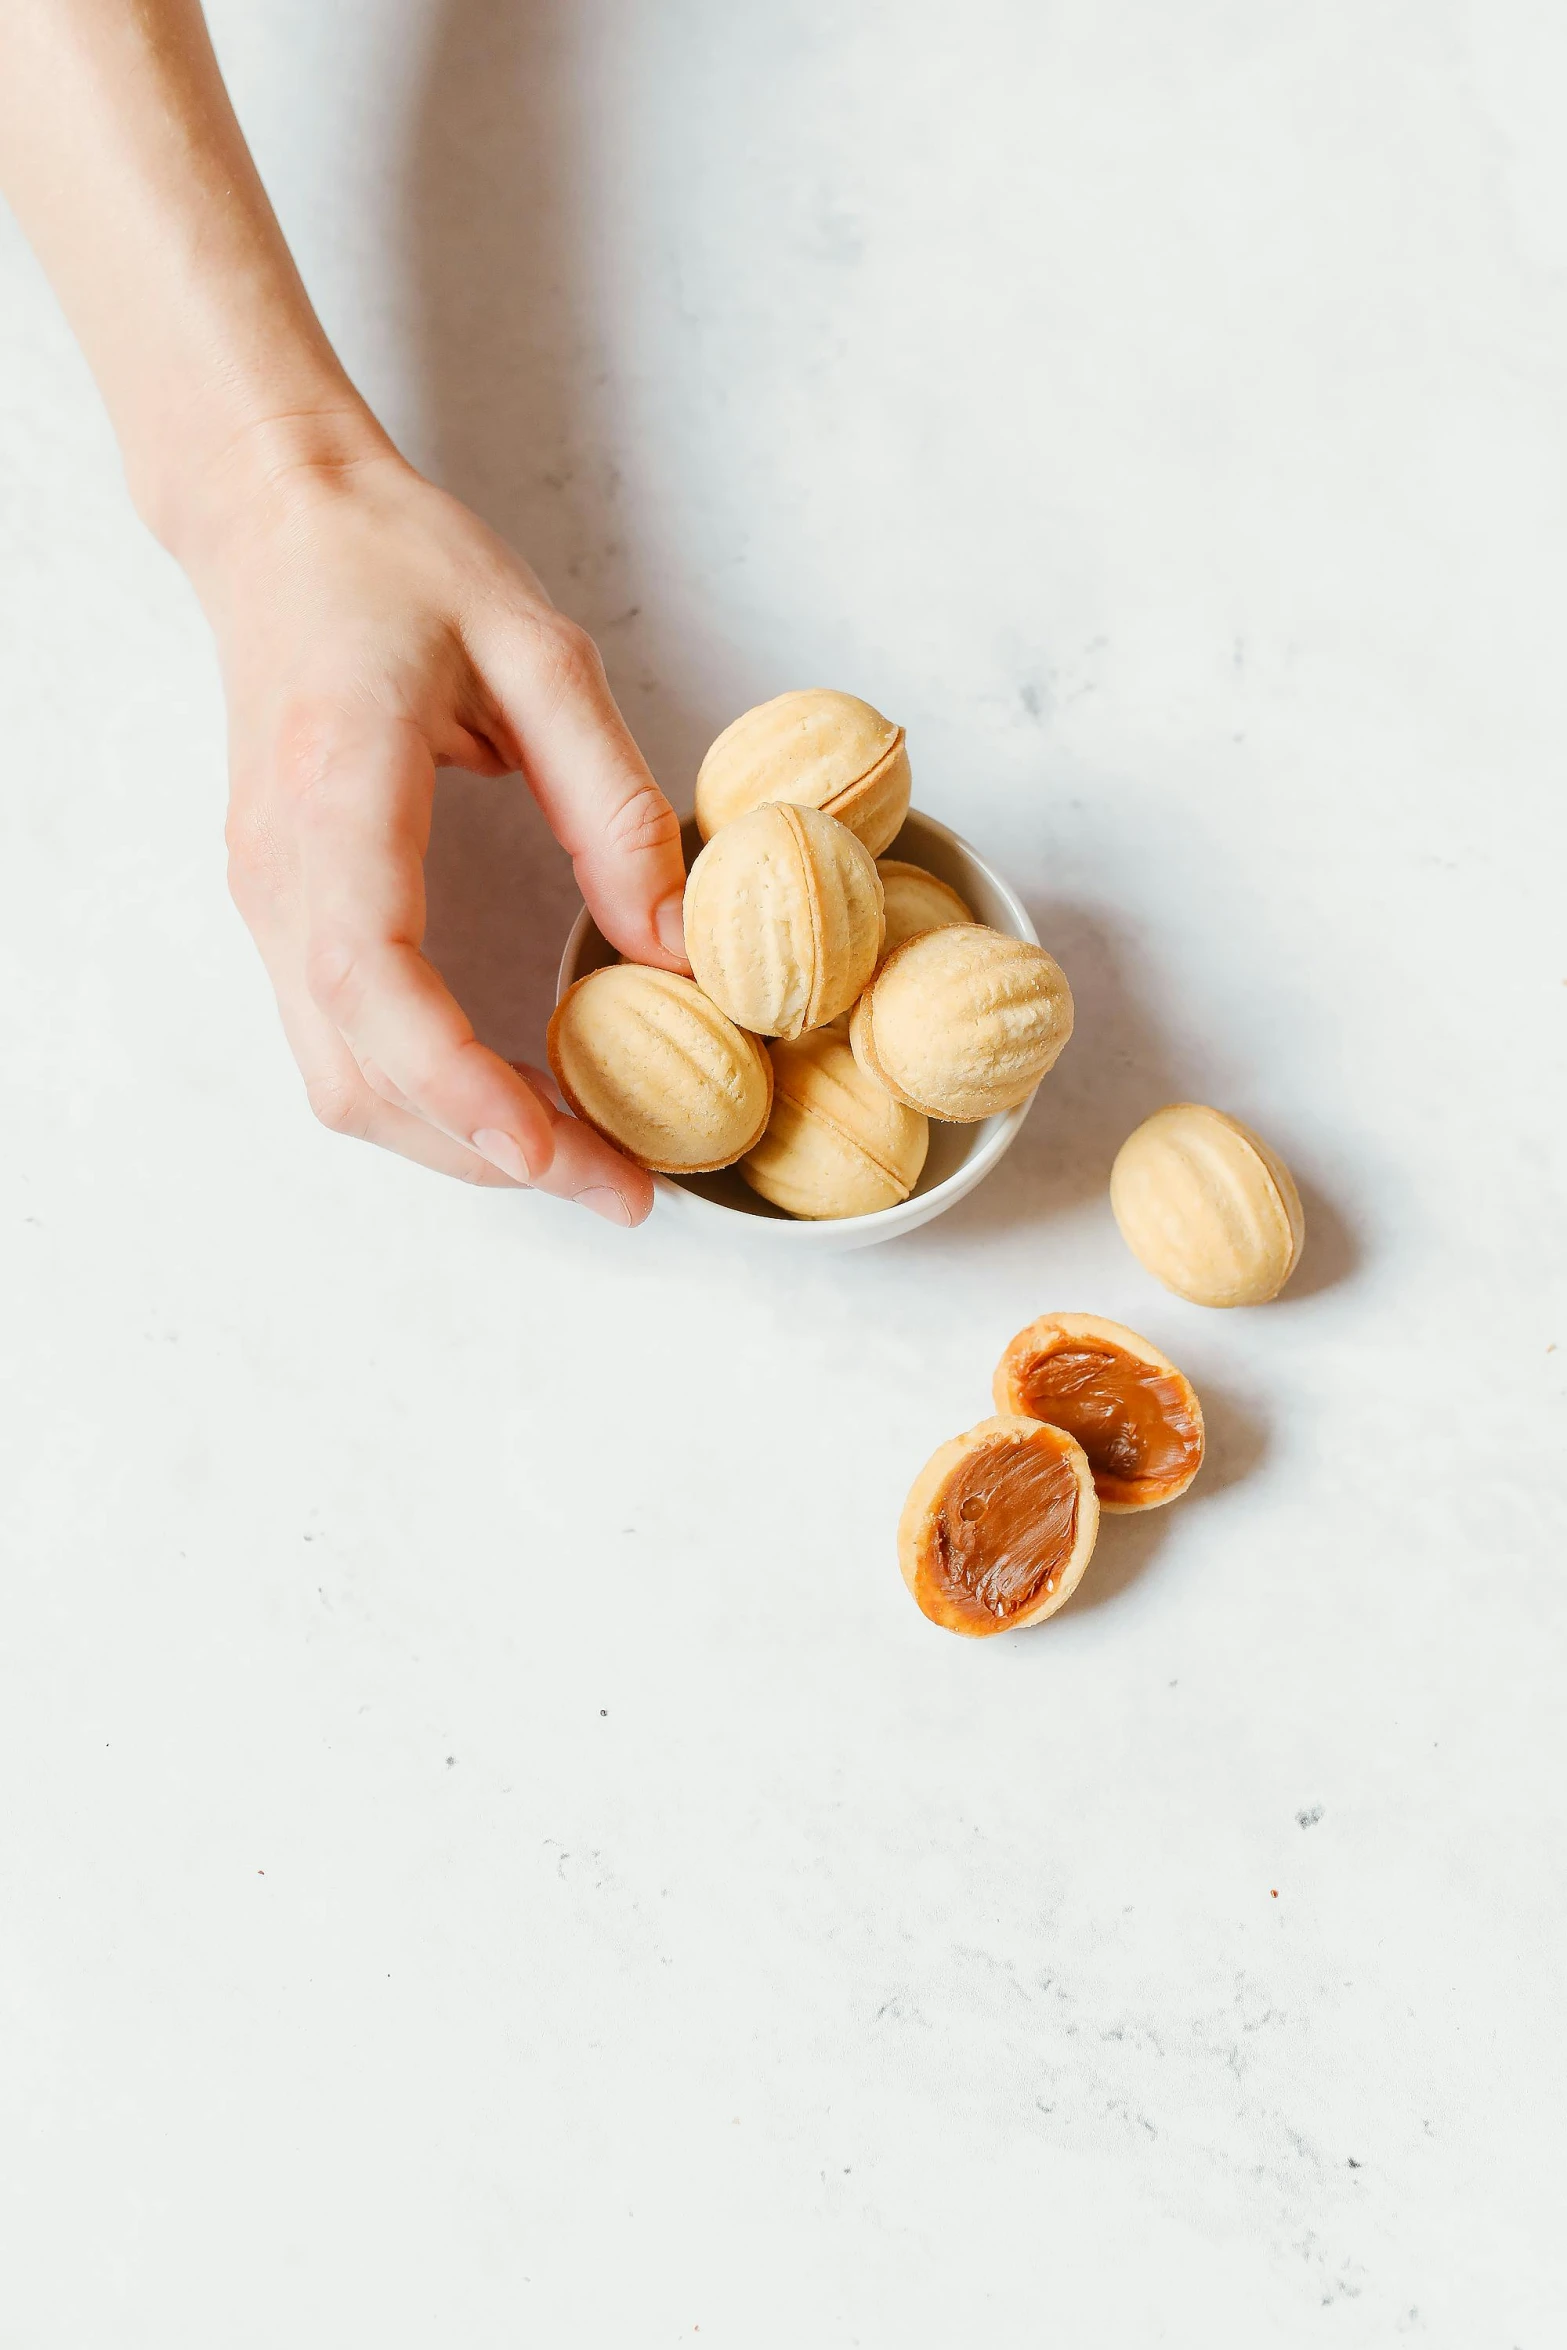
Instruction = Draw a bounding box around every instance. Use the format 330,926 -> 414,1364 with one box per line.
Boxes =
740,1027 -> 928,1219
993,1314 -> 1204,1511
874,859 -> 974,961
683,801 -> 884,1040
851,925 -> 1073,1121
547,965 -> 772,1174
1110,1104 -> 1306,1306
898,1416 -> 1099,1636
695,689 -> 911,857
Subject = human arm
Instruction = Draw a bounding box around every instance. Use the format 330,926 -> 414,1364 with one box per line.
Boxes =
0,0 -> 688,1220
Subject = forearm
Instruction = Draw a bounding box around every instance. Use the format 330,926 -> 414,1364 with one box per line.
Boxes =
0,0 -> 385,567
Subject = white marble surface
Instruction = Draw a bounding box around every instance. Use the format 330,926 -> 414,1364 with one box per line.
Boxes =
2,4 -> 1564,2341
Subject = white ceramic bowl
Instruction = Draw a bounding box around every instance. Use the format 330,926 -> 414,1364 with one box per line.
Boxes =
555,808 -> 1038,1253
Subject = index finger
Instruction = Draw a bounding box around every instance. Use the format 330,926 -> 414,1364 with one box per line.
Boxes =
472,607 -> 691,971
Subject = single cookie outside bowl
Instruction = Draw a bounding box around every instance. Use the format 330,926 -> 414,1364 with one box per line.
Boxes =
898,1416 -> 1099,1636
992,1313 -> 1204,1510
547,964 -> 772,1174
694,688 -> 911,857
740,1027 -> 928,1219
874,859 -> 974,961
1111,1104 -> 1305,1306
683,801 -> 883,1040
851,924 -> 1073,1122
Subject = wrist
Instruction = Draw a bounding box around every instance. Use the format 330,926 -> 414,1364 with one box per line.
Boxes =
135,387 -> 398,592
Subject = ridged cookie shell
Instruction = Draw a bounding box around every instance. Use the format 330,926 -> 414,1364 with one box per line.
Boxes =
1109,1105 -> 1305,1306
547,964 -> 772,1174
850,925 -> 1074,1122
694,689 -> 911,857
683,802 -> 884,1040
740,1028 -> 928,1218
874,860 -> 975,961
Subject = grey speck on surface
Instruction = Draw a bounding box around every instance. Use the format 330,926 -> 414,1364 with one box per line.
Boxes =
1297,1806 -> 1323,1828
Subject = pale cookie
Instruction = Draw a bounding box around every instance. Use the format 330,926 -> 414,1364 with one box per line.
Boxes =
851,925 -> 1073,1122
874,859 -> 974,961
547,964 -> 772,1174
741,1027 -> 928,1219
695,688 -> 911,857
1110,1104 -> 1305,1306
683,801 -> 884,1040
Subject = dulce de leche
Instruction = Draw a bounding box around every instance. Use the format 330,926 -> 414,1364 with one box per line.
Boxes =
993,1314 -> 1203,1511
898,1417 -> 1100,1636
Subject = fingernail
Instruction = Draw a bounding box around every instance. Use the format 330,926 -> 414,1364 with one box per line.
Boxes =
654,891 -> 689,962
574,1184 -> 636,1227
472,1128 -> 533,1184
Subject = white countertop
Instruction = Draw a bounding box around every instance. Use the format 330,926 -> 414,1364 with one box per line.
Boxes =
1,4 -> 1562,2342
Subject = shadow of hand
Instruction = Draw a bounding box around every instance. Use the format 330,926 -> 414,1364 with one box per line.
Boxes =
409,0 -> 714,1070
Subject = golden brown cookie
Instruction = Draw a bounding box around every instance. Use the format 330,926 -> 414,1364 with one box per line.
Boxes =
993,1314 -> 1203,1510
898,1416 -> 1099,1635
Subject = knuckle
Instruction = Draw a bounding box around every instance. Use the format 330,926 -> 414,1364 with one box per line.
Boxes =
357,1058 -> 407,1109
603,781 -> 682,861
395,1026 -> 477,1110
303,928 -> 363,1016
535,615 -> 602,703
305,1075 -> 373,1140
273,696 -> 355,810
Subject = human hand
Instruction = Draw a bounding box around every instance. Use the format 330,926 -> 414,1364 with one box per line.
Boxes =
4,6 -> 688,1221
199,440 -> 689,1224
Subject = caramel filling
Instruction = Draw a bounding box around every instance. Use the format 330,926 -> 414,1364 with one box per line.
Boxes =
926,1438 -> 1079,1632
1018,1343 -> 1200,1500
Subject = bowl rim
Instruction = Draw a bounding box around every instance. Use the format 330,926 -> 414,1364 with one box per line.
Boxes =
553,806 -> 1039,1235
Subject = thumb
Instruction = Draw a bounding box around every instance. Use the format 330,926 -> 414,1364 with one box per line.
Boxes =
477,608 -> 690,969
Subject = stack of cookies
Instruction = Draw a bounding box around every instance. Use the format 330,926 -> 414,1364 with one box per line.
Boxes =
547,689 -> 1074,1220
